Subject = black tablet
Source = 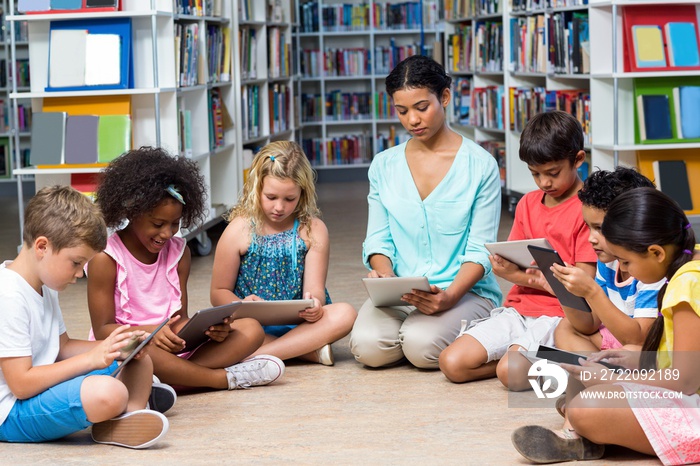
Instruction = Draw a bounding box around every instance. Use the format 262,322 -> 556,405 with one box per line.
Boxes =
176,302 -> 242,353
527,245 -> 592,313
111,318 -> 169,377
536,345 -> 625,371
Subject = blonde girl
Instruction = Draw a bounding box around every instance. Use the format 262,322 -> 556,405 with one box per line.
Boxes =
211,141 -> 357,365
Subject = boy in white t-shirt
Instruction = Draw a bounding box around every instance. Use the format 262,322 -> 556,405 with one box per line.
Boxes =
0,185 -> 168,449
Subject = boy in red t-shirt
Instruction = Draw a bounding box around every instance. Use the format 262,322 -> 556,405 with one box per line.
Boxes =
439,111 -> 597,388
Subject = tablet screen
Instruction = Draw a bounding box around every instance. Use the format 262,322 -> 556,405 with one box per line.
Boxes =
111,318 -> 169,377
527,245 -> 592,313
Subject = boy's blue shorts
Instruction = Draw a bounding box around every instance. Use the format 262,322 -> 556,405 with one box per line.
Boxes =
0,361 -> 118,443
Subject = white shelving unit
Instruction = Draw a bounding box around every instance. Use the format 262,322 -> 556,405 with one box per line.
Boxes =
7,0 -> 238,254
233,0 -> 295,182
294,0 -> 440,169
445,0 -> 593,205
0,0 -> 30,187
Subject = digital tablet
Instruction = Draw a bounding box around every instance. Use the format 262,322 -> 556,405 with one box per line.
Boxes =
536,345 -> 625,371
484,238 -> 552,269
527,245 -> 592,313
231,299 -> 315,326
111,318 -> 169,377
176,302 -> 242,353
362,276 -> 431,307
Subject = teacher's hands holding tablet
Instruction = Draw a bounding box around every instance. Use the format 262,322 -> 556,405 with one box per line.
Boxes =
400,285 -> 455,315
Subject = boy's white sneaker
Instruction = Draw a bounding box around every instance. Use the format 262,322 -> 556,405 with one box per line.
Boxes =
225,355 -> 284,389
91,409 -> 169,449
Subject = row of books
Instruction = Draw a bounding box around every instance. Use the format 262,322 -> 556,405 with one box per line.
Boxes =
475,20 -> 503,72
239,28 -> 258,81
175,22 -> 201,87
319,3 -> 370,31
634,78 -> 700,144
241,84 -> 260,140
0,58 -> 29,87
479,140 -> 506,188
471,85 -> 505,130
29,112 -> 131,167
302,134 -> 372,166
549,11 -> 590,74
447,24 -> 473,73
175,0 -> 224,17
624,5 -> 700,72
376,126 -> 410,153
269,82 -> 291,134
371,1 -> 440,30
0,143 -> 30,179
0,101 -> 31,133
18,0 -> 118,13
375,91 -> 397,120
299,2 -> 320,33
300,48 -> 372,78
509,87 -> 591,146
0,18 -> 28,43
209,87 -> 232,149
375,42 -> 430,75
508,12 -> 589,75
267,27 -> 291,79
205,25 -> 231,83
301,92 -> 373,122
452,77 -> 472,125
445,0 -> 502,20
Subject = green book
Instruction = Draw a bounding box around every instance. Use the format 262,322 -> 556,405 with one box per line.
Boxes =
97,115 -> 131,162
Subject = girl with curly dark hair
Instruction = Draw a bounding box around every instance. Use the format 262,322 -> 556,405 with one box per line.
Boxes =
87,147 -> 284,396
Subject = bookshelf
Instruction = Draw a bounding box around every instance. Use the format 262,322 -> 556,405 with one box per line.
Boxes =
445,0 -> 592,206
0,0 -> 30,186
588,0 -> 700,216
294,0 -> 440,169
234,0 -> 295,181
6,0 -> 238,254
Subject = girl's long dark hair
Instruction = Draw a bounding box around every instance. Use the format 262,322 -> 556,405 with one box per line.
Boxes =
601,187 -> 695,369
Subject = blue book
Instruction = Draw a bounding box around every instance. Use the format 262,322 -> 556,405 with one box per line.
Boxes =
638,94 -> 672,141
50,0 -> 82,9
679,86 -> 700,139
18,0 -> 50,12
665,22 -> 700,67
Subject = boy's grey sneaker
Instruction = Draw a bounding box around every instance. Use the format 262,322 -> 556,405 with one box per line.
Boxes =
225,355 -> 284,389
148,381 -> 177,414
92,409 -> 169,449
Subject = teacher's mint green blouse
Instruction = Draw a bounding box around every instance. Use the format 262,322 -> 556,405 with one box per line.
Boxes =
362,136 -> 503,307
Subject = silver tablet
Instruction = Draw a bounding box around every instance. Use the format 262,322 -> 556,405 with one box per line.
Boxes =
112,318 -> 169,377
231,299 -> 315,326
362,276 -> 431,307
484,238 -> 552,269
176,302 -> 242,353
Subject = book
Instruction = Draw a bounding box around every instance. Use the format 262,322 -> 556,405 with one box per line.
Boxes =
665,22 -> 700,67
632,25 -> 666,68
653,160 -> 693,210
85,34 -> 121,85
678,86 -> 700,139
70,173 -> 99,200
637,94 -> 672,141
51,0 -> 82,9
18,0 -> 50,12
65,115 -> 99,164
97,115 -> 131,162
48,29 -> 88,88
30,112 -> 68,166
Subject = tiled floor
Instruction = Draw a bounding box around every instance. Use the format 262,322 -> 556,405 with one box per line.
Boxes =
0,182 -> 658,464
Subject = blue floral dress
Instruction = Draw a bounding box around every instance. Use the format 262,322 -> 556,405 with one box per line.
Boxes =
234,219 -> 331,336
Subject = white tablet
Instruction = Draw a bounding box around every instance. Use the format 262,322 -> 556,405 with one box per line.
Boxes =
176,302 -> 242,354
362,276 -> 431,307
231,299 -> 315,326
484,238 -> 552,269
